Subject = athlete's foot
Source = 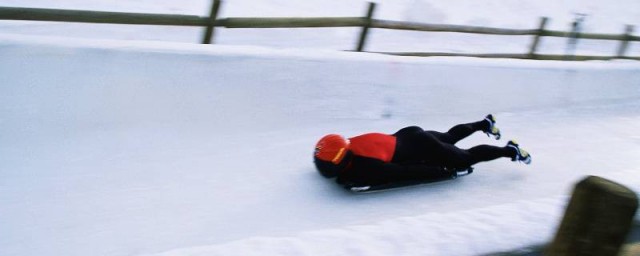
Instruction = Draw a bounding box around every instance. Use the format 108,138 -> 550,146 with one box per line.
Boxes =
483,114 -> 501,140
506,140 -> 532,164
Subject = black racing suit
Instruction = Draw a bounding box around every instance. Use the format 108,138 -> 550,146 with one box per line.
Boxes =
337,120 -> 515,186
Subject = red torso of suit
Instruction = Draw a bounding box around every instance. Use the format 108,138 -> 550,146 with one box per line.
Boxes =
348,133 -> 397,163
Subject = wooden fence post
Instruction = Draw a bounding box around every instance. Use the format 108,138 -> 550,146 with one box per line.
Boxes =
544,176 -> 639,256
617,25 -> 635,58
202,0 -> 222,44
355,2 -> 376,52
528,17 -> 548,59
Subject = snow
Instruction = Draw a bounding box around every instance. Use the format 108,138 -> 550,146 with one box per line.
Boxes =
1,1 -> 640,256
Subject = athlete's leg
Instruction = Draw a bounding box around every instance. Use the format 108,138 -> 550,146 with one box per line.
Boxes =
394,128 -> 513,167
435,143 -> 515,168
427,115 -> 498,144
426,120 -> 487,144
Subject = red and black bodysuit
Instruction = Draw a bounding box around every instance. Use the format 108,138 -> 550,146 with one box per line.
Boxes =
335,121 -> 515,186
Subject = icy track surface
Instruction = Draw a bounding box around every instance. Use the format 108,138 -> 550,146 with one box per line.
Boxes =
1,38 -> 640,256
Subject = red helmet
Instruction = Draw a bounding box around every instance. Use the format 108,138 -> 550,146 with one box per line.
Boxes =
313,134 -> 351,178
314,134 -> 350,164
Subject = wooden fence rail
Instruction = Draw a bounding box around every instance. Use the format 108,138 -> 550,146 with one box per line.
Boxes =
373,20 -> 540,35
0,6 -> 210,26
0,2 -> 638,61
222,17 -> 365,28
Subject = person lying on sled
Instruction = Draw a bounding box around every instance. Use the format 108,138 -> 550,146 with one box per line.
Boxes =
313,115 -> 531,187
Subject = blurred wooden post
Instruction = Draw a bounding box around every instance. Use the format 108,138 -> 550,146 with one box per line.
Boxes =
528,17 -> 548,59
545,176 -> 639,256
617,25 -> 634,58
202,0 -> 222,44
355,2 -> 376,52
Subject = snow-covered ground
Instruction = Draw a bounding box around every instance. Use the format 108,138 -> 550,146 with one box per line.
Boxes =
1,1 -> 640,256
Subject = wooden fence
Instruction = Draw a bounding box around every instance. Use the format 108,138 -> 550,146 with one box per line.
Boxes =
1,1 -> 638,61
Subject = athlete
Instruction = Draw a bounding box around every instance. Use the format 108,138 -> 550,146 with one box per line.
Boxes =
313,115 -> 531,187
